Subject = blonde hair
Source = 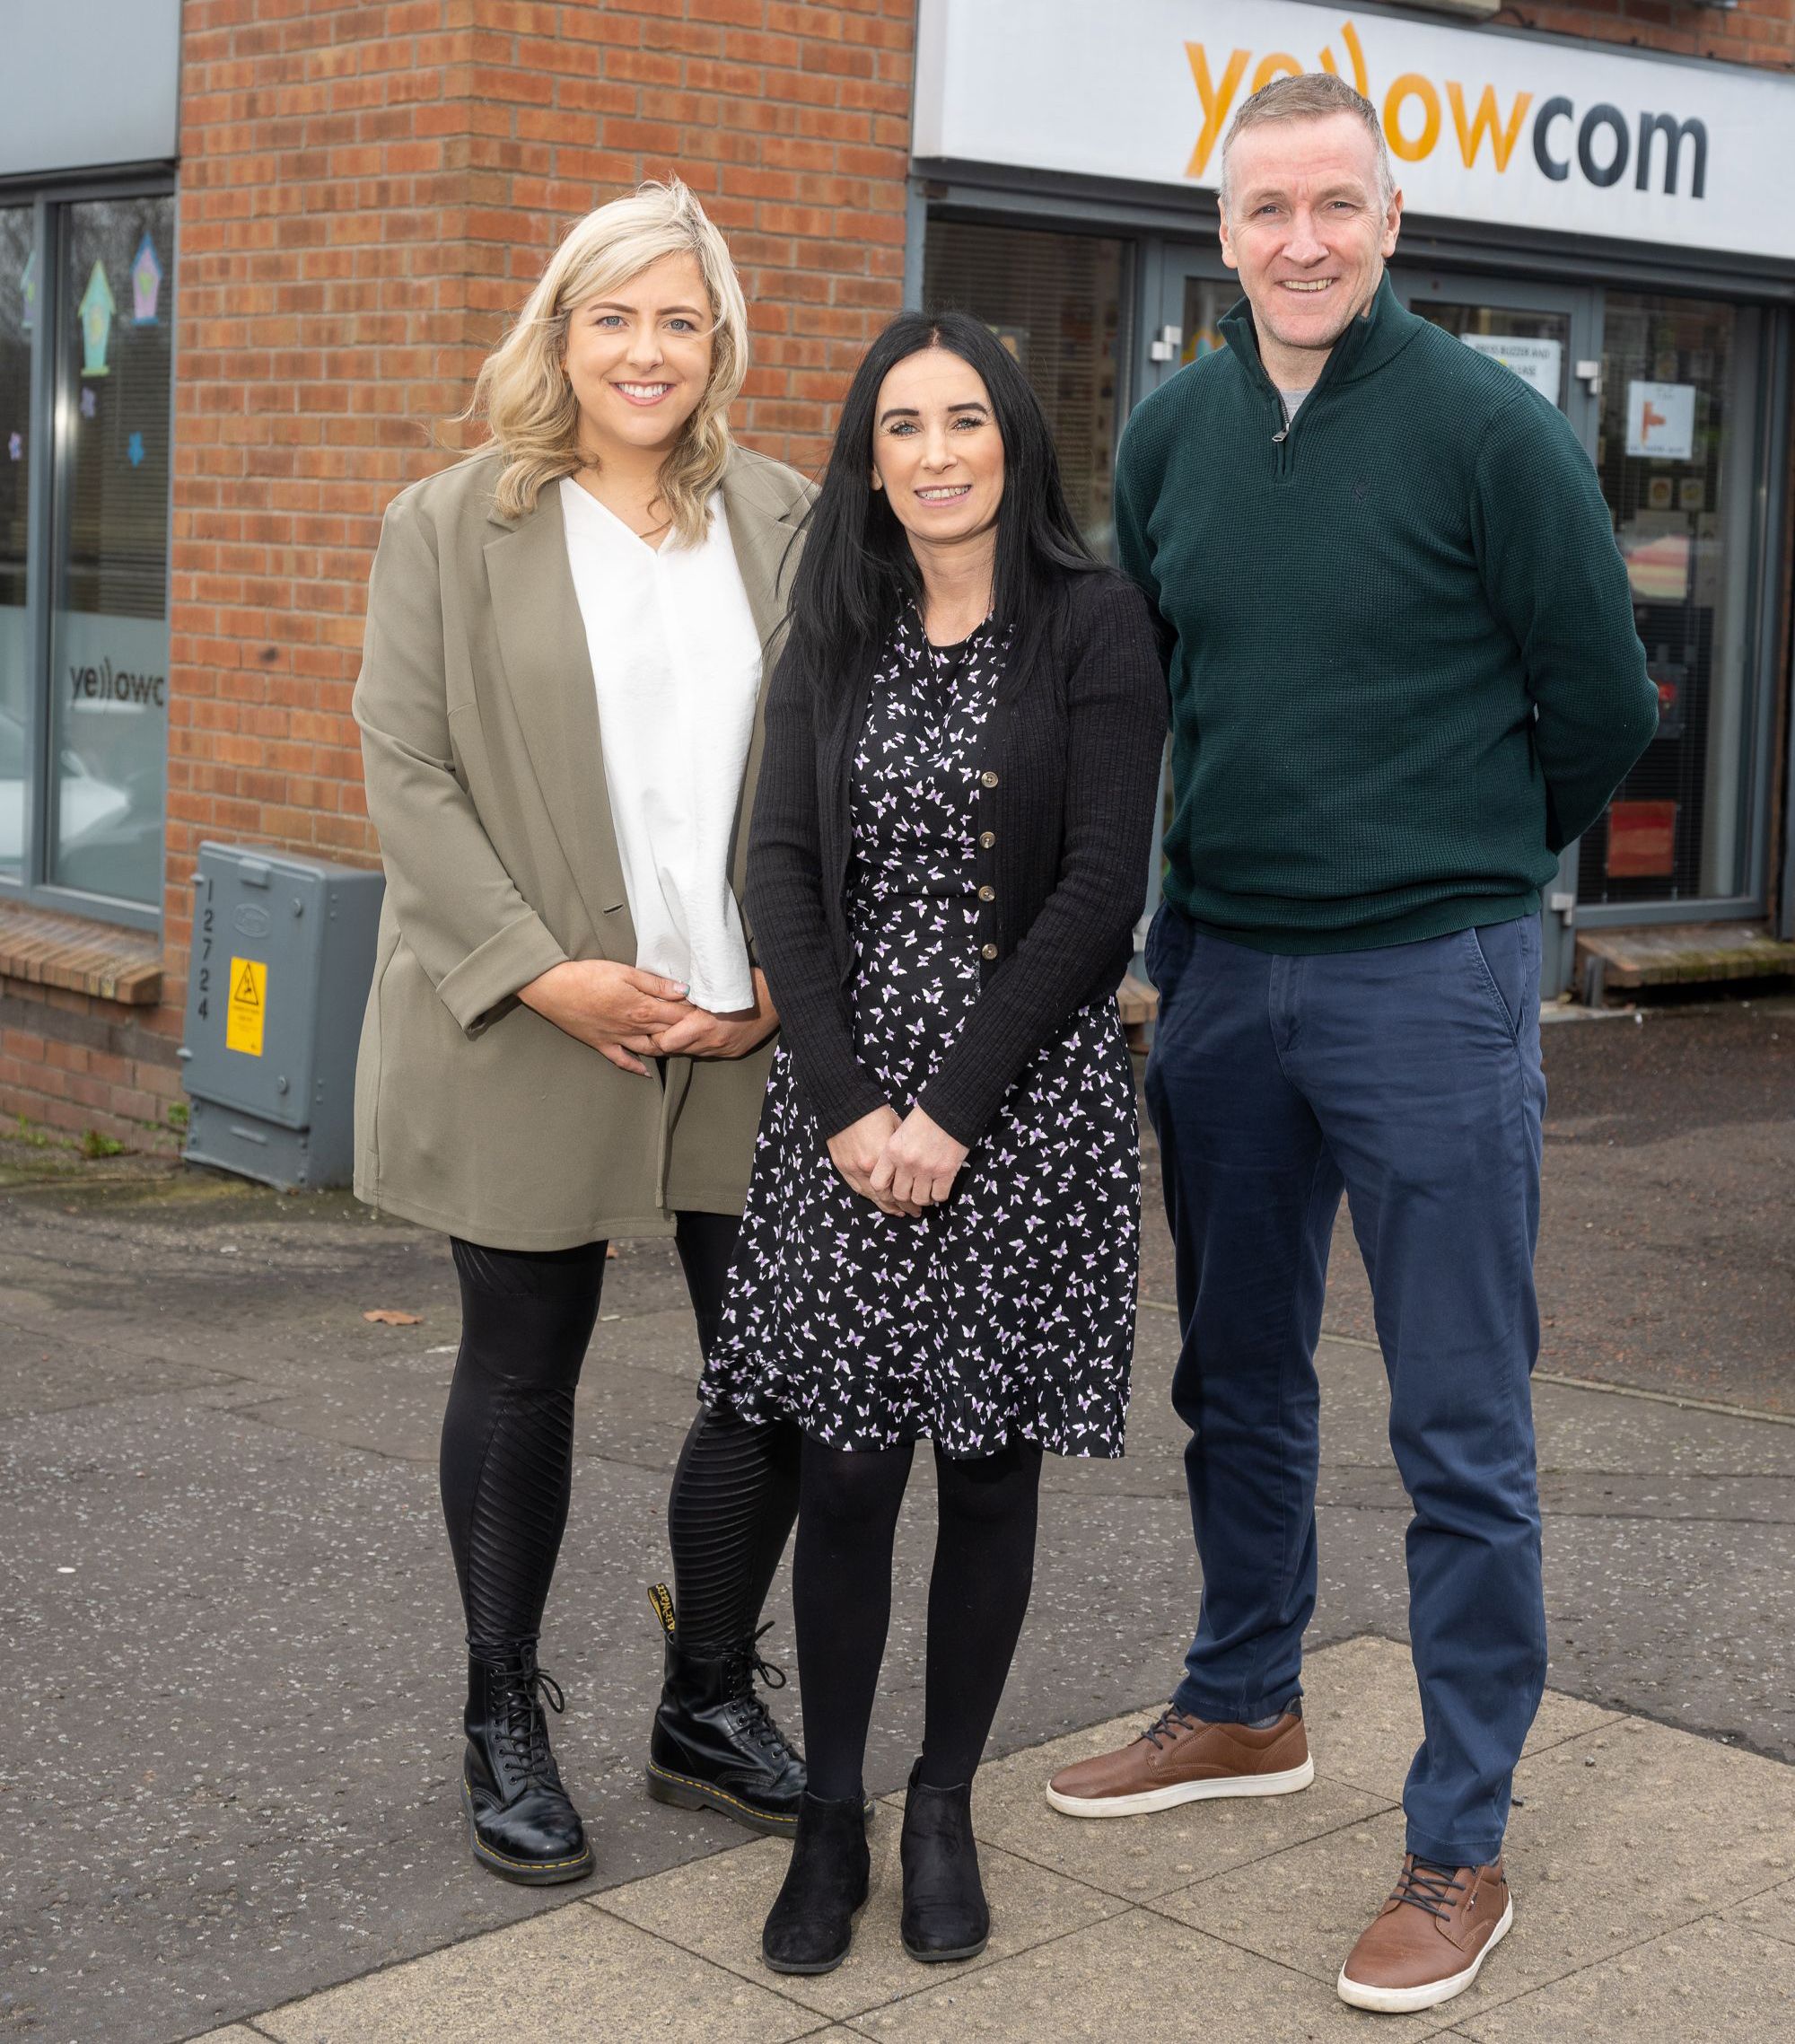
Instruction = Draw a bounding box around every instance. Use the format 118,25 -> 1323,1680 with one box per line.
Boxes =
1219,73 -> 1395,214
468,180 -> 749,544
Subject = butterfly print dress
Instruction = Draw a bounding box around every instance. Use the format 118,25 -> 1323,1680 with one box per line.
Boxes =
700,609 -> 1139,1460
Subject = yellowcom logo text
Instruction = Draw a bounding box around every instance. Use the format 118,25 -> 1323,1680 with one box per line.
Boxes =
1188,19 -> 1707,199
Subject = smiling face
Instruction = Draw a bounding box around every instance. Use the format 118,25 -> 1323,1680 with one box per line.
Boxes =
1218,110 -> 1402,387
870,346 -> 1005,555
562,250 -> 715,465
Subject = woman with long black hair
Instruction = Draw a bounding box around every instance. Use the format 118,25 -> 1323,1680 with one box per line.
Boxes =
699,311 -> 1167,1972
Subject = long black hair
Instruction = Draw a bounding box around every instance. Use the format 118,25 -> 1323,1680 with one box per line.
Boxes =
782,310 -> 1102,695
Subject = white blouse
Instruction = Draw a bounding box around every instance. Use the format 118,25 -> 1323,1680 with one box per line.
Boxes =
558,479 -> 763,1013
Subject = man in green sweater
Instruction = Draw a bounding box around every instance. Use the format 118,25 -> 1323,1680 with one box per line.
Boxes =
1044,74 -> 1658,2013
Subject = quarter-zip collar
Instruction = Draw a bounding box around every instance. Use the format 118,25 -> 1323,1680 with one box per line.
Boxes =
1217,270 -> 1423,417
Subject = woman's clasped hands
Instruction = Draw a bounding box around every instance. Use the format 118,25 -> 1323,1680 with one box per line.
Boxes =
520,959 -> 778,1075
827,1103 -> 968,1219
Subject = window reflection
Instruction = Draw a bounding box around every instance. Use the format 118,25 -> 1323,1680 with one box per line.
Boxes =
0,207 -> 31,882
925,223 -> 1130,559
48,196 -> 172,906
1580,294 -> 1760,903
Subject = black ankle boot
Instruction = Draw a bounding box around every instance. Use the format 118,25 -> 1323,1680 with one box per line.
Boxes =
461,1645 -> 594,1885
644,1585 -> 807,1835
762,1790 -> 871,1975
899,1761 -> 989,1961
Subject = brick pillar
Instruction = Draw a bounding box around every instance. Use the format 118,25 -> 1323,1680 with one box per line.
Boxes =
139,0 -> 916,1151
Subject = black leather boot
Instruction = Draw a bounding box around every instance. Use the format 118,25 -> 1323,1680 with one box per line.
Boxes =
762,1790 -> 871,1975
644,1584 -> 807,1835
461,1645 -> 594,1885
899,1761 -> 990,1962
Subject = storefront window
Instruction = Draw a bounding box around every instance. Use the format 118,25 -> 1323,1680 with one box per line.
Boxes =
1580,294 -> 1764,904
924,222 -> 1131,557
1178,276 -> 1236,369
1409,303 -> 1571,411
0,206 -> 31,883
47,196 -> 172,906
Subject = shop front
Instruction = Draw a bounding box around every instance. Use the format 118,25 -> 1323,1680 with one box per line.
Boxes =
913,0 -> 1794,992
0,3 -> 181,934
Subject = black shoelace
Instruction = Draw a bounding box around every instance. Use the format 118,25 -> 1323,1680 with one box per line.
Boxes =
1136,1704 -> 1201,1750
722,1623 -> 793,1761
1389,1858 -> 1467,1922
492,1662 -> 565,1785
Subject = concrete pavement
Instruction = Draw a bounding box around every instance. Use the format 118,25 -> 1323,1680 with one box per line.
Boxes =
3,992 -> 1792,2040
189,1636 -> 1795,2044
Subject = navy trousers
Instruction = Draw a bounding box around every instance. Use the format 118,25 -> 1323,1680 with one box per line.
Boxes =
1143,905 -> 1548,1865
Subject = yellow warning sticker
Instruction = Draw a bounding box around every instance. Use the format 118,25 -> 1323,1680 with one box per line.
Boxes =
226,957 -> 267,1057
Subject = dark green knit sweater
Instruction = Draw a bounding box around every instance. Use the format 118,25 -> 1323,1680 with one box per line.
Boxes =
1116,274 -> 1659,952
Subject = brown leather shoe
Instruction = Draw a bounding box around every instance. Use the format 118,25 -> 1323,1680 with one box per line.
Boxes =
1336,1855 -> 1512,2013
1045,1703 -> 1313,1818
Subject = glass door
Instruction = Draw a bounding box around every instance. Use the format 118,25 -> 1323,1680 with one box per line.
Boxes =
1577,294 -> 1775,924
1399,278 -> 1782,968
1397,275 -> 1602,996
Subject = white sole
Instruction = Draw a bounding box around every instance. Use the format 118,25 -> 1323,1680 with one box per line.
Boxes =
1335,1893 -> 1513,2013
1045,1754 -> 1315,1819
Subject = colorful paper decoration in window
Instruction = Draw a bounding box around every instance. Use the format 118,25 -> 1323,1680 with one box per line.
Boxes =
132,234 -> 162,326
78,260 -> 115,378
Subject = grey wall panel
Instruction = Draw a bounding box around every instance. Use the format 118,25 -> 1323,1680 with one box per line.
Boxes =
1,0 -> 182,180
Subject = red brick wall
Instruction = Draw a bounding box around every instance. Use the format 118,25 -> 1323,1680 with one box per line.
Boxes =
1,0 -> 915,1146
1499,0 -> 1794,71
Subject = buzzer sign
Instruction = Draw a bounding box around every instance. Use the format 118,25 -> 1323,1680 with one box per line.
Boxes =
914,0 -> 1795,260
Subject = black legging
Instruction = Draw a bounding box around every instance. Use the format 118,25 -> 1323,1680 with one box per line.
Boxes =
442,1213 -> 801,1659
793,1435 -> 1043,1799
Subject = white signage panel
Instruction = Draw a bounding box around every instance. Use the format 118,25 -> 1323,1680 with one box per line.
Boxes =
914,0 -> 1795,259
1,1 -> 182,180
1624,381 -> 1697,461
1459,335 -> 1563,406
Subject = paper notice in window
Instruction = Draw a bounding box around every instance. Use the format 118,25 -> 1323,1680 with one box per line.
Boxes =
1625,381 -> 1696,461
1460,335 -> 1563,408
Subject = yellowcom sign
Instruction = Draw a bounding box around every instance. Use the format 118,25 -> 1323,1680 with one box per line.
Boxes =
915,0 -> 1793,259
1187,16 -> 1704,199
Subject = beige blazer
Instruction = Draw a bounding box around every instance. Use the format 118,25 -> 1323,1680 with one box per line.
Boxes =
352,444 -> 813,1250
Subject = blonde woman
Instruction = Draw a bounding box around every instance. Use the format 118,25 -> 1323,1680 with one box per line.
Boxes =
353,181 -> 812,1884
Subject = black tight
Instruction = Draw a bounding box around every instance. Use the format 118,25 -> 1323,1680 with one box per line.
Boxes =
442,1215 -> 800,1659
793,1436 -> 1043,1800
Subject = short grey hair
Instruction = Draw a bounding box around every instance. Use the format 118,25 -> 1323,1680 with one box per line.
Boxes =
1218,72 -> 1396,215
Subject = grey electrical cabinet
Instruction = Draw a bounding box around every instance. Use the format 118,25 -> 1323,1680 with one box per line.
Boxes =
179,843 -> 384,1191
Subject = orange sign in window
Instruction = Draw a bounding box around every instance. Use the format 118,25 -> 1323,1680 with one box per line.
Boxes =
1606,801 -> 1677,879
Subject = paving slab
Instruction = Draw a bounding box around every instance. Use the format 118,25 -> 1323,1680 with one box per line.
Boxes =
838,1908 -> 1457,2042
128,1649 -> 1795,2044
1740,1879 -> 1795,1948
594,1820 -> 1124,2021
968,1707 -> 1390,1902
1151,1712 -> 1795,2014
1453,1917 -> 1795,2043
1298,1635 -> 1620,1803
251,1903 -> 822,2044
1502,1720 -> 1795,1933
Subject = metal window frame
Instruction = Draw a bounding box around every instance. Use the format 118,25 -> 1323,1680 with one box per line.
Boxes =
1,166 -> 177,935
1574,295 -> 1791,931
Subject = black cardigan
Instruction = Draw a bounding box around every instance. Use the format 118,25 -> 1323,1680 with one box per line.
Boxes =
744,569 -> 1169,1147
